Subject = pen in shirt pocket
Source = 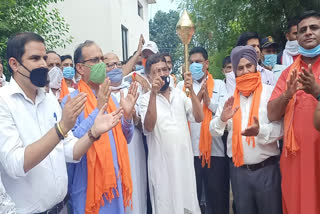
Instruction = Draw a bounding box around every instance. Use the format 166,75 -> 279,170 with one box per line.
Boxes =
53,112 -> 57,121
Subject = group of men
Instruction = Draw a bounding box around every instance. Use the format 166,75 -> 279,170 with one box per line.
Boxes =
0,9 -> 319,214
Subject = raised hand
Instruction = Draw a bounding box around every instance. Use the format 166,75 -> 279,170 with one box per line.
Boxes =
120,82 -> 139,120
151,76 -> 164,95
241,116 -> 260,136
135,73 -> 151,93
201,79 -> 211,107
91,103 -> 123,137
284,68 -> 299,100
137,34 -> 145,55
184,72 -> 193,92
298,64 -> 320,98
97,78 -> 111,110
220,96 -> 239,122
60,93 -> 87,133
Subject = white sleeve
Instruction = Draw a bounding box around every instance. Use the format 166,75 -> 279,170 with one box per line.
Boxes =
209,98 -> 229,137
256,120 -> 283,145
0,97 -> 27,178
138,93 -> 152,135
208,80 -> 227,114
63,131 -> 80,163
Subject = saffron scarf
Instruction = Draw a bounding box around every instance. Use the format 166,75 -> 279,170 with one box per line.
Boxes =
59,78 -> 70,100
77,80 -> 133,214
283,55 -> 303,155
232,72 -> 262,167
184,73 -> 214,167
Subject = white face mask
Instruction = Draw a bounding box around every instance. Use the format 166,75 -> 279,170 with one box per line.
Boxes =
285,40 -> 299,55
224,71 -> 235,80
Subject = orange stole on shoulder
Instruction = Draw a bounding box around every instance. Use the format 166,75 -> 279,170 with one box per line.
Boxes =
283,55 -> 303,155
59,78 -> 70,100
77,80 -> 133,214
184,73 -> 214,167
232,72 -> 262,167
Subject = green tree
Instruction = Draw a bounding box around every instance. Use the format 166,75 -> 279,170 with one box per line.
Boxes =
149,10 -> 183,76
177,0 -> 320,79
0,0 -> 72,78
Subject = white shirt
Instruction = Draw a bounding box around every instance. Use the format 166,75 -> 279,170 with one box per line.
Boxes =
272,64 -> 288,83
177,78 -> 227,157
0,78 -> 79,213
0,175 -> 15,214
139,87 -> 200,214
225,66 -> 276,96
209,84 -> 283,165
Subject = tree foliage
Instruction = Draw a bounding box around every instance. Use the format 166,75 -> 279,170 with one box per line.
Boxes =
149,10 -> 184,76
175,0 -> 320,79
0,0 -> 72,78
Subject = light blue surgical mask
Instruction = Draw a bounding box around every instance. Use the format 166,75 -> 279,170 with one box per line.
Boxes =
135,65 -> 144,71
263,54 -> 277,68
298,44 -> 320,58
106,68 -> 123,84
189,63 -> 204,81
63,66 -> 75,80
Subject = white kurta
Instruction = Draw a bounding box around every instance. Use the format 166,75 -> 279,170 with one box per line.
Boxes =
112,88 -> 148,214
139,87 -> 201,214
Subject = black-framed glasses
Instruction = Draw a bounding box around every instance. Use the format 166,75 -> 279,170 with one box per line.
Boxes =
106,61 -> 123,69
81,56 -> 104,64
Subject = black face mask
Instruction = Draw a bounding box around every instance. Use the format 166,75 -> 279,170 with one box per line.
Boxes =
160,76 -> 170,92
17,62 -> 49,87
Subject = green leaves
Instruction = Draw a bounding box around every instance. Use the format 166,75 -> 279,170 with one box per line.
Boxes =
149,10 -> 183,76
0,0 -> 72,79
174,0 -> 320,79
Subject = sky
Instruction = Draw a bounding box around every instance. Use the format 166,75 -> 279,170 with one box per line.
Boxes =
148,0 -> 179,20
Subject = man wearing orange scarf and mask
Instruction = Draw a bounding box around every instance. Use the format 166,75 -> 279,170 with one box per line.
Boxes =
177,47 -> 229,214
267,11 -> 320,214
61,40 -> 139,214
210,45 -> 283,214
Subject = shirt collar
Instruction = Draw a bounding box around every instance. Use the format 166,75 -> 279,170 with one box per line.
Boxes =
9,78 -> 47,104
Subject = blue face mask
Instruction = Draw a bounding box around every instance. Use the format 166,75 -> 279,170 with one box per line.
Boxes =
106,68 -> 123,84
298,44 -> 320,58
63,67 -> 75,80
263,54 -> 277,68
189,63 -> 204,81
135,65 -> 144,71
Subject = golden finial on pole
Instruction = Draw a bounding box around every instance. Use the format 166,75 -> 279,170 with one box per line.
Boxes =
176,9 -> 195,96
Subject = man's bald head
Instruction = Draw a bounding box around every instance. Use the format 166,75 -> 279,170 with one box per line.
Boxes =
104,52 -> 122,72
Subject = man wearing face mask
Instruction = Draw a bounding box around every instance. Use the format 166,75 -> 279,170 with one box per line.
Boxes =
62,40 -> 139,214
260,36 -> 287,82
236,32 -> 276,86
210,45 -> 283,214
177,47 -> 229,214
104,51 -> 148,214
47,66 -> 63,98
277,19 -> 299,66
222,56 -> 236,96
0,32 -> 124,213
139,53 -> 203,214
268,10 -> 320,214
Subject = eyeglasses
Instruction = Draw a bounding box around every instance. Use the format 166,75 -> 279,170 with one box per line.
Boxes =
106,62 -> 123,69
81,56 -> 104,64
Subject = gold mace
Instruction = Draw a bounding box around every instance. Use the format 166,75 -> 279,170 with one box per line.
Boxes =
176,9 -> 195,96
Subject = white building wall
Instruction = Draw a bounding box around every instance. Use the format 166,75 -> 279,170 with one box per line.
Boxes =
54,0 -> 151,61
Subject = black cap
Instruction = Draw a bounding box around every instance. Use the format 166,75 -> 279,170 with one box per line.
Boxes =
260,36 -> 278,49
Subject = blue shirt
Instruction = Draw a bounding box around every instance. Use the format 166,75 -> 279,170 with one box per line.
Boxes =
61,89 -> 134,214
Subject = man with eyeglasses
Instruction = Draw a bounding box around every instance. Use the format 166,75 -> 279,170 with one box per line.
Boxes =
62,40 -> 139,214
103,35 -> 149,214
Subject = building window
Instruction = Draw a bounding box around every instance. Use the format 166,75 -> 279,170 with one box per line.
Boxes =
138,1 -> 143,19
121,25 -> 128,61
